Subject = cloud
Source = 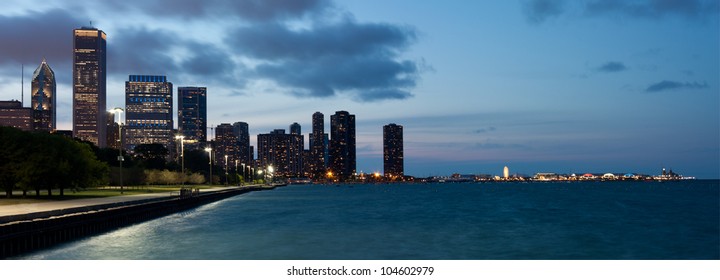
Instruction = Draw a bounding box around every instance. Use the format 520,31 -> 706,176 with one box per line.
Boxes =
100,0 -> 330,22
523,0 -> 719,24
229,19 -> 420,101
645,80 -> 709,92
473,127 -> 497,134
596,61 -> 627,72
584,0 -> 719,19
108,28 -> 180,76
0,0 -> 422,103
522,0 -> 567,23
0,9 -> 83,66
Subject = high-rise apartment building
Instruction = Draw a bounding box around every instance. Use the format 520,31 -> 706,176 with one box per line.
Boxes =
383,123 -> 404,178
31,59 -> 56,131
73,27 -> 107,147
215,123 -> 237,170
329,111 -> 356,181
178,86 -> 207,148
257,129 -> 304,177
124,75 -> 173,151
309,112 -> 327,178
233,122 -> 251,165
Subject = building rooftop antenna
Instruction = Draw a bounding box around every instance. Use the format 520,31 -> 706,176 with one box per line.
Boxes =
21,64 -> 23,107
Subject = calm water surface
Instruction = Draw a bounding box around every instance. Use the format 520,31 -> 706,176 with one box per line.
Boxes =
18,181 -> 720,259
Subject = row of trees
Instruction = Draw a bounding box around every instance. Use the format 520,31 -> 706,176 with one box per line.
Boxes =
0,127 -> 108,197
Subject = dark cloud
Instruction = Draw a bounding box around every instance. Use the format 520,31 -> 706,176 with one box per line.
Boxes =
108,28 -> 180,76
584,0 -> 719,19
596,61 -> 627,72
523,0 -> 719,24
109,28 -> 240,86
229,21 -> 415,60
645,80 -> 709,92
522,0 -> 567,23
0,9 -> 83,66
353,89 -> 414,102
473,127 -> 497,134
230,19 -> 420,102
103,0 -> 329,22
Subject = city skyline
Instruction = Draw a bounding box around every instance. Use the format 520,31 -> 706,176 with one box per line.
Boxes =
0,1 -> 718,178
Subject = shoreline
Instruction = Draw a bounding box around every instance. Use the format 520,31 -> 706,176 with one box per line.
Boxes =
0,185 -> 275,259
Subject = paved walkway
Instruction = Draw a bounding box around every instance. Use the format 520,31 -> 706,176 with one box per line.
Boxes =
0,185 -> 254,219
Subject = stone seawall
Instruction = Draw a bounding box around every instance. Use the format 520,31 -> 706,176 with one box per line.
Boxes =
0,186 -> 273,259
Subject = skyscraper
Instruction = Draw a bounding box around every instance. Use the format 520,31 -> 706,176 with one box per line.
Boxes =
215,123 -> 237,170
383,123 -> 404,178
73,27 -> 107,147
124,75 -> 173,151
178,86 -> 207,148
31,59 -> 56,131
233,122 -> 251,165
257,129 -> 304,177
309,112 -> 327,178
330,111 -> 356,181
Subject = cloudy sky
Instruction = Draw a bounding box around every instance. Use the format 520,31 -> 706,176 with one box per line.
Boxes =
0,0 -> 718,178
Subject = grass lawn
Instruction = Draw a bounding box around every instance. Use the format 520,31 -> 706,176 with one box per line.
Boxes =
0,185 -> 218,206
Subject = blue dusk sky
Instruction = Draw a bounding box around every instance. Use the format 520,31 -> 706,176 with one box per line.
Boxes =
0,0 -> 718,178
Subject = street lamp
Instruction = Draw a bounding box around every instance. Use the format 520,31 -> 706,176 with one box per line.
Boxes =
204,147 -> 212,185
109,107 -> 124,194
241,163 -> 246,185
175,135 -> 185,188
224,154 -> 229,186
235,160 -> 239,186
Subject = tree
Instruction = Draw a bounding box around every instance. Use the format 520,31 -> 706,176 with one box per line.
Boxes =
133,144 -> 168,170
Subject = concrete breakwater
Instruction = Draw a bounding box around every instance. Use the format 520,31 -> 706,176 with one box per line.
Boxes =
0,185 -> 274,259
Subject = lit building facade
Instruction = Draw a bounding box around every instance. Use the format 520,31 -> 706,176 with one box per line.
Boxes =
106,111 -> 120,150
0,101 -> 33,131
309,112 -> 327,178
178,86 -> 207,149
73,27 -> 107,147
383,123 -> 403,178
233,122 -> 251,165
214,123 -> 237,169
329,111 -> 356,181
124,75 -> 173,151
257,129 -> 304,177
31,59 -> 56,132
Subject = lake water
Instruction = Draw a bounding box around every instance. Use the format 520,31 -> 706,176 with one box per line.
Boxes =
17,180 -> 720,259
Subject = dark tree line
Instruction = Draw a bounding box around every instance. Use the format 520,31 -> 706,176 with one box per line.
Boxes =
0,127 -> 108,197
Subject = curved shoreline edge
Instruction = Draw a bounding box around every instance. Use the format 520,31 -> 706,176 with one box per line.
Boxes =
0,185 -> 275,259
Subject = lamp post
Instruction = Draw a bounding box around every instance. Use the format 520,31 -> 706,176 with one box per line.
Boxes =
175,135 -> 185,188
241,163 -> 246,185
205,147 -> 212,185
224,155 -> 229,186
109,108 -> 124,194
235,160 -> 239,186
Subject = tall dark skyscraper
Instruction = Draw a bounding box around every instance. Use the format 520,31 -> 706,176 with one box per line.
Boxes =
73,27 -> 107,147
309,112 -> 327,178
330,111 -> 356,181
383,123 -> 404,178
124,75 -> 173,151
215,123 -> 237,170
178,86 -> 207,148
31,59 -> 56,131
233,122 -> 251,165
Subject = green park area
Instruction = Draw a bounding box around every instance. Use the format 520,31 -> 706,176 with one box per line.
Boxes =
1,127 -> 259,206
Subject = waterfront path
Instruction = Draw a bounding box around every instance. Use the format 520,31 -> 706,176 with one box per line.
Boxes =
0,185 -> 263,222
